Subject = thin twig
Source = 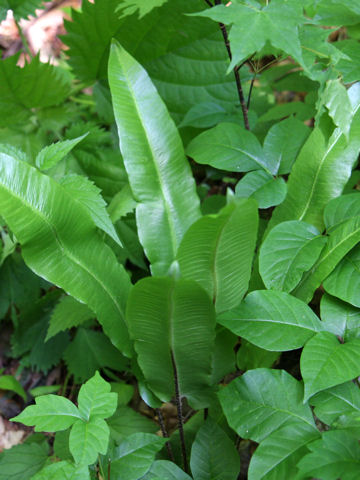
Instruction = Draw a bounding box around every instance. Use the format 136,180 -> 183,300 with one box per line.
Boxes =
14,18 -> 32,58
156,407 -> 175,462
247,73 -> 256,109
171,351 -> 189,473
213,0 -> 250,130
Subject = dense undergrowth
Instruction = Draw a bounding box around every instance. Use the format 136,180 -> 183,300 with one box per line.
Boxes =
1,0 -> 360,478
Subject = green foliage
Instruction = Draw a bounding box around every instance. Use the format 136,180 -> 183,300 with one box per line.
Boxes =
2,1 -> 360,478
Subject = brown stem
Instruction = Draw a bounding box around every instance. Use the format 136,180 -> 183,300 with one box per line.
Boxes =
213,0 -> 250,130
156,407 -> 175,462
171,351 -> 189,473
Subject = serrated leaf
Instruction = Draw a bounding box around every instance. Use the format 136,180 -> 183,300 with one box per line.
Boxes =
263,117 -> 310,175
31,461 -> 90,480
109,41 -> 200,275
190,418 -> 240,480
297,430 -> 360,480
301,331 -> 360,402
0,149 -> 132,355
35,134 -> 88,171
46,296 -> 94,341
259,220 -> 327,292
193,0 -> 305,70
144,460 -> 192,480
0,0 -> 43,21
269,83 -> 360,232
0,56 -> 71,127
235,171 -> 287,208
110,433 -> 166,480
59,174 -> 122,247
118,0 -> 168,18
0,375 -> 26,400
77,372 -> 117,421
63,328 -> 128,383
187,123 -> 274,174
218,290 -> 323,351
323,245 -> 360,307
0,442 -> 49,480
320,293 -> 360,341
177,199 -> 258,313
324,193 -> 360,232
69,417 -> 109,466
310,382 -> 360,426
108,184 -> 137,223
11,395 -> 81,431
219,369 -> 315,443
127,277 -> 216,409
248,423 -> 319,480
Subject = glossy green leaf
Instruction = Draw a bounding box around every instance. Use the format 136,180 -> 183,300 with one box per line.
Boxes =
218,290 -> 323,351
320,293 -> 360,341
110,382 -> 134,406
109,41 -> 200,275
31,461 -> 90,480
259,220 -> 327,292
108,406 -> 158,443
77,371 -> 117,421
324,193 -> 360,232
263,117 -> 310,175
127,277 -> 216,409
297,430 -> 360,480
177,199 -> 258,313
301,331 -> 360,401
236,341 -> 280,371
180,102 -> 229,129
211,326 -> 237,385
293,215 -> 360,303
110,433 -> 166,480
119,0 -> 168,18
323,245 -> 360,307
63,328 -> 128,383
46,296 -> 94,341
59,174 -> 122,247
248,423 -> 319,480
219,369 -> 315,443
0,374 -> 26,400
235,171 -> 287,209
11,395 -> 81,432
35,134 -> 88,171
258,101 -> 315,123
187,123 -> 274,174
336,39 -> 360,83
0,150 -> 132,355
190,418 -> 240,480
310,382 -> 360,426
69,417 -> 109,466
322,79 -> 353,138
108,184 -> 137,223
193,0 -> 305,70
269,84 -> 360,232
144,460 -> 192,480
0,442 -> 49,480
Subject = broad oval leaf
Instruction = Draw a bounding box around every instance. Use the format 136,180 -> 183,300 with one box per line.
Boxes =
218,290 -> 323,351
235,171 -> 287,209
77,371 -> 117,421
301,331 -> 360,402
293,215 -> 360,303
190,418 -> 240,480
11,395 -> 81,432
187,123 -> 274,174
108,41 -> 200,275
0,150 -> 132,355
320,293 -> 360,341
259,220 -> 327,292
269,83 -> 360,232
248,423 -> 319,480
323,245 -> 360,307
31,461 -> 90,480
144,460 -> 192,480
324,192 -> 360,232
297,430 -> 360,480
69,418 -> 109,466
127,277 -> 216,409
218,369 -> 315,443
177,199 -> 258,313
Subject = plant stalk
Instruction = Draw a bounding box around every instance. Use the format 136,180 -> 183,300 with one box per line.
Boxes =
156,407 -> 175,462
14,18 -> 32,58
171,351 -> 189,473
213,0 -> 250,130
